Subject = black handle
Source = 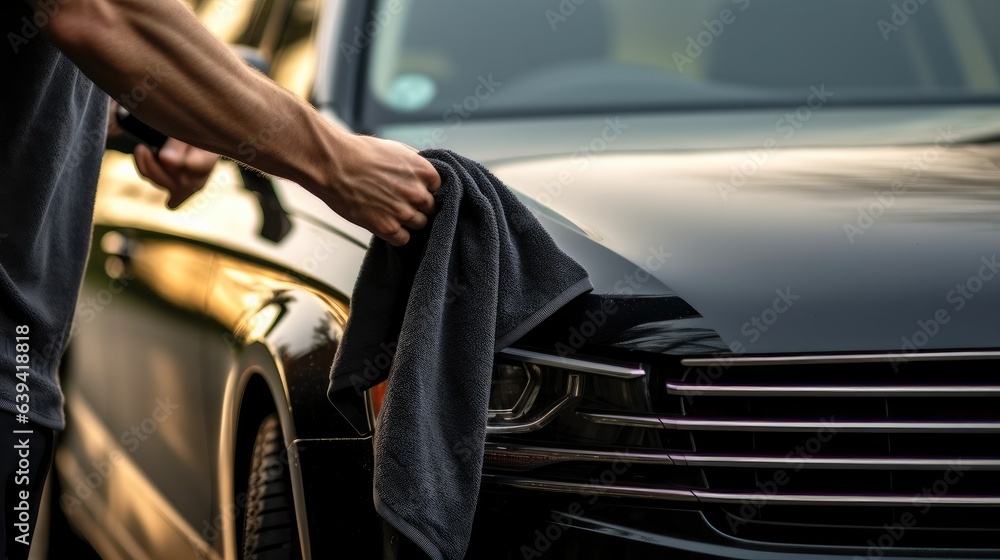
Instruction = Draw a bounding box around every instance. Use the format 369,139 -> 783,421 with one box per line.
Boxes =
115,105 -> 168,152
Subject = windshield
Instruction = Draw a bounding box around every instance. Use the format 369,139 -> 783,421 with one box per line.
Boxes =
361,0 -> 1000,124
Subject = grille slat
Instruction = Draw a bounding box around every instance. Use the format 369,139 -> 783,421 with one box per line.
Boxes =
489,476 -> 1000,506
581,412 -> 1000,433
666,382 -> 1000,397
676,454 -> 1000,470
659,417 -> 1000,432
485,444 -> 1000,469
681,350 -> 1000,366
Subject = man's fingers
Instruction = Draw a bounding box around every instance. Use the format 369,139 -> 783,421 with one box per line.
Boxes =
133,143 -> 154,174
134,144 -> 173,188
382,225 -> 410,247
422,161 -> 442,192
412,189 -> 436,215
133,143 -> 199,209
403,211 -> 428,231
157,140 -> 186,169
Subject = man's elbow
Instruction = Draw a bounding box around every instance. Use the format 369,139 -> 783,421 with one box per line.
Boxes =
27,0 -> 121,55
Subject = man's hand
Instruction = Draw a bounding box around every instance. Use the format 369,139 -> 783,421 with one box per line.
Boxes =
133,139 -> 220,209
313,136 -> 441,247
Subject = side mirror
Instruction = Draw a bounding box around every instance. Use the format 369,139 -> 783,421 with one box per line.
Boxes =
239,168 -> 292,243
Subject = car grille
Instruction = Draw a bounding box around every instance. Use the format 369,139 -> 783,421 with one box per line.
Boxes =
484,350 -> 1000,551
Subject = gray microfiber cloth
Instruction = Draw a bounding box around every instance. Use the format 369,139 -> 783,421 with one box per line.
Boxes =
327,149 -> 592,560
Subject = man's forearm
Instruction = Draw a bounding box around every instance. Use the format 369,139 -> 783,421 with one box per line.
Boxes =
29,0 -> 342,190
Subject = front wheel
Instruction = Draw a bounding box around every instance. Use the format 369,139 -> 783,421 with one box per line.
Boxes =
241,414 -> 299,560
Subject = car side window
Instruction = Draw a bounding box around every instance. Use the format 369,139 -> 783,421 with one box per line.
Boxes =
268,0 -> 321,100
196,0 -> 282,48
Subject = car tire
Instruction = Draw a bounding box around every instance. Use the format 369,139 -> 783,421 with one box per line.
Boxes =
241,413 -> 299,560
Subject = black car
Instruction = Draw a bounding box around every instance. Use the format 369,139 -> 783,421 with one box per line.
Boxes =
51,0 -> 1000,559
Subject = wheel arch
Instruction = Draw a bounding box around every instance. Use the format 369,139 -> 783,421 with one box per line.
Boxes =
219,343 -> 308,560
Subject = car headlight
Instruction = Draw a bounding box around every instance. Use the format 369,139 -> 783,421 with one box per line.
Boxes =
486,348 -> 644,434
488,362 -> 541,419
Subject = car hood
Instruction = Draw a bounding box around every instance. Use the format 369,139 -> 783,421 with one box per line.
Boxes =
489,142 -> 1000,354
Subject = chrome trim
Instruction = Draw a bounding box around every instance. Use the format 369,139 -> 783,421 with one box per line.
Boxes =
675,455 -> 1000,470
659,417 -> 1000,433
682,351 -> 1000,367
667,383 -> 1000,397
694,490 -> 1000,507
483,444 -> 1000,471
497,347 -> 646,379
578,412 -> 664,428
486,374 -> 582,434
490,476 -> 697,502
488,476 -> 1000,506
582,412 -> 1000,432
483,443 -> 675,468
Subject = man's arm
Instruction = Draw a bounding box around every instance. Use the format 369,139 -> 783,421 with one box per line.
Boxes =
27,0 -> 440,246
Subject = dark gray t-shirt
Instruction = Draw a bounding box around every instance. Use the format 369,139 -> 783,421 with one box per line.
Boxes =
1,2 -> 108,429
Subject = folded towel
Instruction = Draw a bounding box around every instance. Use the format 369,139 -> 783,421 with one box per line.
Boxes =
327,149 -> 592,560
